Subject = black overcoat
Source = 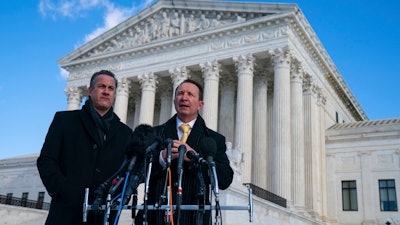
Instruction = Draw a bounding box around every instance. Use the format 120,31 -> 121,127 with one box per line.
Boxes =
37,107 -> 132,225
136,114 -> 234,225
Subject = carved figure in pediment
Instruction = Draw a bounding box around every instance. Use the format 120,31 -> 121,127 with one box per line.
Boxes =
147,17 -> 159,40
133,25 -> 146,44
110,39 -> 122,50
210,14 -> 223,27
103,41 -> 115,53
159,11 -> 170,38
186,14 -> 198,33
121,28 -> 135,48
198,14 -> 210,30
169,12 -> 181,36
235,14 -> 246,22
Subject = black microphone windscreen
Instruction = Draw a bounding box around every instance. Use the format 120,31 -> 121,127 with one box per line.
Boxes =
126,124 -> 157,159
177,145 -> 187,171
186,150 -> 198,161
199,137 -> 217,158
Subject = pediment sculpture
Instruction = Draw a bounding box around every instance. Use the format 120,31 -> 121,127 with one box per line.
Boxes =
80,9 -> 272,59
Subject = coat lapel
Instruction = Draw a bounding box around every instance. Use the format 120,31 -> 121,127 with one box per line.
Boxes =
79,109 -> 101,145
187,116 -> 207,150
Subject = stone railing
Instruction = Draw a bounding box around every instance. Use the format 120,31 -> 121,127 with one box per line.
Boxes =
0,195 -> 50,210
247,183 -> 287,208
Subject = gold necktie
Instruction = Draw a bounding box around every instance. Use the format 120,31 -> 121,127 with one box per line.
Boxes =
179,124 -> 191,142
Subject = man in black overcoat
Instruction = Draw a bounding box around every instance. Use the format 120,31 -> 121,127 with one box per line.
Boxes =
135,79 -> 234,225
37,70 -> 133,225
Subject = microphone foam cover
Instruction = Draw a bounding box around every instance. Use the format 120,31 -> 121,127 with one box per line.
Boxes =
126,124 -> 157,158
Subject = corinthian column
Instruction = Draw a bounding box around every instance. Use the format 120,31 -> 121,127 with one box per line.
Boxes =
318,90 -> 328,219
303,74 -> 320,215
252,70 -> 268,189
269,48 -> 292,200
291,62 -> 305,208
200,60 -> 220,131
114,77 -> 130,124
64,86 -> 84,110
233,53 -> 255,184
138,73 -> 158,125
218,72 -> 236,143
158,83 -> 172,124
169,67 -> 190,116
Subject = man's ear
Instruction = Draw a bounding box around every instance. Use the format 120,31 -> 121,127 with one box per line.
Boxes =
198,100 -> 204,110
87,86 -> 92,96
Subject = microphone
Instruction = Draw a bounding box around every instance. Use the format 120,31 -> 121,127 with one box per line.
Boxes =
199,137 -> 217,164
91,159 -> 128,212
186,150 -> 206,164
127,124 -> 161,171
176,145 -> 187,224
198,137 -> 221,221
177,145 -> 187,173
145,136 -> 162,154
198,137 -> 219,191
165,138 -> 173,167
121,167 -> 144,205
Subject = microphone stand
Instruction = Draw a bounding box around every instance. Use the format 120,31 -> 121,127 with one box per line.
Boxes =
103,194 -> 112,225
161,139 -> 173,225
196,169 -> 206,225
208,161 -> 221,225
143,153 -> 153,225
176,165 -> 183,225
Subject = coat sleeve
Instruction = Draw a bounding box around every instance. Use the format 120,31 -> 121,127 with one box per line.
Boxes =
36,112 -> 69,199
213,134 -> 234,190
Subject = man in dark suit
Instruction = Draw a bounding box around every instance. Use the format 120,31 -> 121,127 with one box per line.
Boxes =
136,79 -> 234,225
37,70 -> 133,225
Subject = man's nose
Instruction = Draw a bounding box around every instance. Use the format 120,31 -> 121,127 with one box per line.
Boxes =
102,89 -> 110,95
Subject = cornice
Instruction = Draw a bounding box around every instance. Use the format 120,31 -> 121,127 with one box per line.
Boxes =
0,154 -> 38,169
287,8 -> 367,121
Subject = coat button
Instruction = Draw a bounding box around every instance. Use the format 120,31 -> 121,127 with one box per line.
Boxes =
95,169 -> 101,173
93,144 -> 97,149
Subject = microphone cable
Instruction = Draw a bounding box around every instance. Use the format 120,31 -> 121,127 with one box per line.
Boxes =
166,167 -> 175,225
112,171 -> 131,225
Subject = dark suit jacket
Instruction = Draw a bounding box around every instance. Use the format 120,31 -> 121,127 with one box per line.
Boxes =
136,114 -> 233,225
37,107 -> 132,225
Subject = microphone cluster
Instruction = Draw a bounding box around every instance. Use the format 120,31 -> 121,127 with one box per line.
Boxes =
91,127 -> 222,224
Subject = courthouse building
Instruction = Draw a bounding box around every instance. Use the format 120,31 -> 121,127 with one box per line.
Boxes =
1,1 -> 399,224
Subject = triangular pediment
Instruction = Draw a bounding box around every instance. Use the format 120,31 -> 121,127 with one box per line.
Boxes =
58,0 -> 297,67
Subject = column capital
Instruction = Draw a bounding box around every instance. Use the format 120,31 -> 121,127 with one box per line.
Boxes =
303,74 -> 319,96
269,47 -> 293,67
64,86 -> 85,110
291,61 -> 306,82
317,88 -> 327,106
116,77 -> 131,96
233,53 -> 255,75
64,84 -> 84,94
138,72 -> 158,90
199,60 -> 221,80
169,66 -> 190,84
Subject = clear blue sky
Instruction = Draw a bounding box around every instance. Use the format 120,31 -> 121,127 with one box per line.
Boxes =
0,0 -> 399,160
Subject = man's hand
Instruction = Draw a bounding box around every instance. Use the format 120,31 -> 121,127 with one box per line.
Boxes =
161,140 -> 196,162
